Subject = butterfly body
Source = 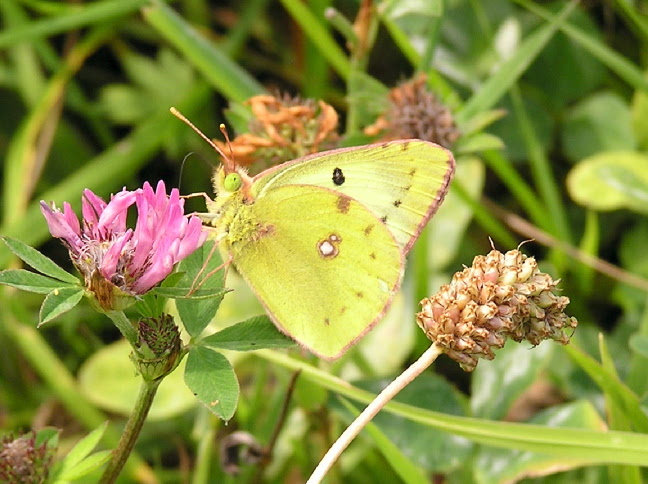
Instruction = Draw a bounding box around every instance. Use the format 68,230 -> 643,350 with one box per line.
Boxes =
203,139 -> 455,359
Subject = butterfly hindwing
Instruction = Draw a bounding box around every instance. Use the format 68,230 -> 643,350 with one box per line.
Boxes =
227,184 -> 403,359
250,140 -> 455,255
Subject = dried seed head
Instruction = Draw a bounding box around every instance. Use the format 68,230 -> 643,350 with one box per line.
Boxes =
364,75 -> 460,148
216,94 -> 340,171
416,249 -> 578,371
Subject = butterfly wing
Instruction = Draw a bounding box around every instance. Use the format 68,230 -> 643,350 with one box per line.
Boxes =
250,140 -> 455,255
227,184 -> 403,359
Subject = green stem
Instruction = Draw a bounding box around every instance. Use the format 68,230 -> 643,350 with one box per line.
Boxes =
105,310 -> 138,348
100,379 -> 161,484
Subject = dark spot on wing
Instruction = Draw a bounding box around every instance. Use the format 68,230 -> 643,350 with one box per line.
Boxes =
381,215 -> 388,223
404,185 -> 412,191
337,195 -> 351,214
356,291 -> 364,298
400,142 -> 410,151
324,318 -> 330,326
340,307 -> 347,315
409,168 -> 416,176
332,167 -> 345,186
369,252 -> 376,260
393,199 -> 402,207
364,224 -> 374,236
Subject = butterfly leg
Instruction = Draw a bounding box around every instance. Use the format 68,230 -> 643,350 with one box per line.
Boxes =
188,235 -> 232,295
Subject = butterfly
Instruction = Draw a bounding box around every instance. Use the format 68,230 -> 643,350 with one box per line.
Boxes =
172,108 -> 455,359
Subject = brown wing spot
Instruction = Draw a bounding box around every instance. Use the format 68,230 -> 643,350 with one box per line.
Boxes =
369,252 -> 376,260
317,233 -> 342,259
393,199 -> 402,207
364,224 -> 374,236
336,195 -> 351,214
332,167 -> 345,186
340,307 -> 347,315
381,215 -> 388,223
409,168 -> 417,176
400,142 -> 410,151
356,291 -> 364,298
324,318 -> 330,326
404,185 -> 412,191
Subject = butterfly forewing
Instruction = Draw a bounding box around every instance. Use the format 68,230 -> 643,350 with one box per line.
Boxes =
250,140 -> 455,255
227,184 -> 404,359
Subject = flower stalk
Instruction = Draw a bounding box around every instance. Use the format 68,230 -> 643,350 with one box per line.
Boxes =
99,379 -> 161,484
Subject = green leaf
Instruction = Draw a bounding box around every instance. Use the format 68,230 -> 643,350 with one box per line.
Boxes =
454,133 -> 505,154
56,450 -> 111,482
175,241 -> 226,338
474,400 -> 607,484
39,287 -> 85,325
472,341 -> 554,419
78,340 -> 195,420
566,151 -> 648,213
562,92 -> 636,162
57,422 -> 108,478
201,315 -> 296,351
184,346 -> 239,421
0,269 -> 75,294
153,286 -> 229,300
2,236 -> 78,283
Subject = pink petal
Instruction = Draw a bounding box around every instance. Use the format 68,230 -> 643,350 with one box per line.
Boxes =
40,201 -> 83,252
100,230 -> 133,280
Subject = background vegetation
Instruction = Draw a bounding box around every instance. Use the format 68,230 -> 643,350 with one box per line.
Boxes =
2,0 -> 648,482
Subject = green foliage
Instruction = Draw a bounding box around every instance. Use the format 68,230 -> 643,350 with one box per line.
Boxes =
2,0 -> 648,482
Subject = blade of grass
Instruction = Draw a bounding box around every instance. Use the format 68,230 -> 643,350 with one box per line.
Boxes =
143,0 -> 262,101
1,1 -> 47,105
0,0 -> 149,48
258,349 -> 648,467
456,0 -> 578,126
2,26 -> 113,229
510,85 -> 572,261
279,0 -> 351,80
516,0 -> 648,93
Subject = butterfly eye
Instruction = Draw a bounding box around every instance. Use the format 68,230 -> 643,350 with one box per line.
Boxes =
223,173 -> 242,192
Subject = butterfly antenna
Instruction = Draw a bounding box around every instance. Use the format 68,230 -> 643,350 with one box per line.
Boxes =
170,107 -> 232,167
219,123 -> 237,165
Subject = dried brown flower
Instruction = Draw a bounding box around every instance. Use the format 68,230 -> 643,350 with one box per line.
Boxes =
216,94 -> 339,171
365,75 -> 460,148
416,249 -> 578,371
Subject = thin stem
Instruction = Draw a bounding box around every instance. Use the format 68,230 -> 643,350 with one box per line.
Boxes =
306,344 -> 443,484
105,310 -> 138,348
100,379 -> 161,484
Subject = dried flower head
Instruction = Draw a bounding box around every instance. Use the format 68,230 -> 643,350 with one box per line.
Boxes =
0,432 -> 54,483
365,75 -> 460,148
133,314 -> 183,381
40,181 -> 207,310
416,249 -> 578,371
216,94 -> 339,171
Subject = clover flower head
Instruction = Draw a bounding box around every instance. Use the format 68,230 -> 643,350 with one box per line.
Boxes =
40,181 -> 207,310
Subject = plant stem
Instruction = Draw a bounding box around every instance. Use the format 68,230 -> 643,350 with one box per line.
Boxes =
105,309 -> 138,348
100,379 -> 161,483
306,344 -> 442,484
